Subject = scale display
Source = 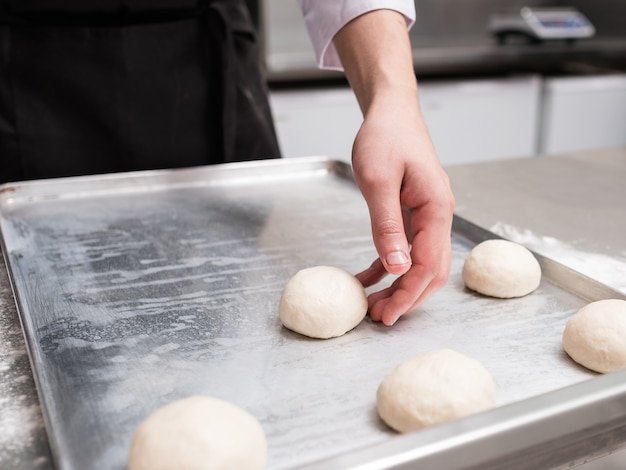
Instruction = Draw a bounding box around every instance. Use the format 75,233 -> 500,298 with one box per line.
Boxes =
488,7 -> 595,42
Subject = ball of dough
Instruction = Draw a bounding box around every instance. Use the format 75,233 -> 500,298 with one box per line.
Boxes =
462,239 -> 541,298
376,349 -> 496,433
562,299 -> 626,374
128,396 -> 267,470
279,266 -> 367,339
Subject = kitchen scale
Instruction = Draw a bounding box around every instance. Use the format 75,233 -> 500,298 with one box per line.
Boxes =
488,7 -> 595,43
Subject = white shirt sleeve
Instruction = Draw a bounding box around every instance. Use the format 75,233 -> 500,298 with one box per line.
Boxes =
296,0 -> 416,71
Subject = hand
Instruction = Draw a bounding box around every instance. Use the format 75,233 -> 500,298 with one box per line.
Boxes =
352,90 -> 455,326
332,9 -> 454,325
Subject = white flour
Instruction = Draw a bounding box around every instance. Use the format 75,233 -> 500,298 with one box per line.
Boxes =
490,221 -> 626,295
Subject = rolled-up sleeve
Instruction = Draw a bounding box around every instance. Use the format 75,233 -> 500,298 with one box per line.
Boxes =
296,0 -> 416,70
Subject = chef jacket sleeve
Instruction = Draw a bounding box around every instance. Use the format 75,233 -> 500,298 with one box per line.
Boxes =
296,0 -> 416,71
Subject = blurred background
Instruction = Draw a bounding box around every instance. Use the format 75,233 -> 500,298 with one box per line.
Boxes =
255,0 -> 626,166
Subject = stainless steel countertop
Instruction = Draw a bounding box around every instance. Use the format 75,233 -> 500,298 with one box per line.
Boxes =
447,147 -> 626,296
1,148 -> 626,469
0,249 -> 52,469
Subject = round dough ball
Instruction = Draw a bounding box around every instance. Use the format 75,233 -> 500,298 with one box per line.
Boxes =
562,299 -> 626,374
279,266 -> 367,339
128,396 -> 267,470
376,349 -> 496,433
462,239 -> 541,298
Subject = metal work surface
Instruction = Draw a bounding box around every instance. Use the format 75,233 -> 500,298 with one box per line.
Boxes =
447,147 -> 626,296
0,246 -> 52,469
0,157 -> 624,470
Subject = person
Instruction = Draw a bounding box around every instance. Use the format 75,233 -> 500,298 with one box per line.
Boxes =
0,1 -> 281,180
0,0 -> 454,326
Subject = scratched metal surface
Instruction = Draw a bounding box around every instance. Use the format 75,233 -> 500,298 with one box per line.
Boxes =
0,157 -> 610,470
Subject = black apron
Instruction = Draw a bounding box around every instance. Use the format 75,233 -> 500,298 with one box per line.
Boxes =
0,0 -> 280,183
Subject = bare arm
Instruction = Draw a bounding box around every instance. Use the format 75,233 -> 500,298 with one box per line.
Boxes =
333,9 -> 455,325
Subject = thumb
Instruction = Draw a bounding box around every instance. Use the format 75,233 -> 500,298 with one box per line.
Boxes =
362,185 -> 411,276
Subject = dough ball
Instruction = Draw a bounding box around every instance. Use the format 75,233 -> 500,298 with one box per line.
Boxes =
376,349 -> 496,433
128,396 -> 267,470
462,239 -> 541,298
562,299 -> 626,374
279,265 -> 367,339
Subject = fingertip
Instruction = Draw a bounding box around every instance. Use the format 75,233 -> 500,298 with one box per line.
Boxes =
382,310 -> 401,326
368,293 -> 390,323
369,302 -> 383,323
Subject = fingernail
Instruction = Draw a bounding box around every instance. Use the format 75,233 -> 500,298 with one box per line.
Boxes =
385,251 -> 410,266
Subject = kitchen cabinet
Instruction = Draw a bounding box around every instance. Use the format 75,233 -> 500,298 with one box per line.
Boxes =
270,75 -> 542,166
539,73 -> 626,154
269,87 -> 361,163
418,75 -> 541,165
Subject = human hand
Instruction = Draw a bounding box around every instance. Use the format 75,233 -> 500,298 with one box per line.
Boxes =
330,9 -> 455,324
351,90 -> 455,326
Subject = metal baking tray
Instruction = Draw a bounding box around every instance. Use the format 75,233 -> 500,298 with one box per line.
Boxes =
1,157 -> 625,470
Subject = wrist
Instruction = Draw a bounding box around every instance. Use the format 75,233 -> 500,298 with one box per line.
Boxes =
333,9 -> 416,114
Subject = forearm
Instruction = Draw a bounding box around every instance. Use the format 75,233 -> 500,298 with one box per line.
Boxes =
332,9 -> 418,116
